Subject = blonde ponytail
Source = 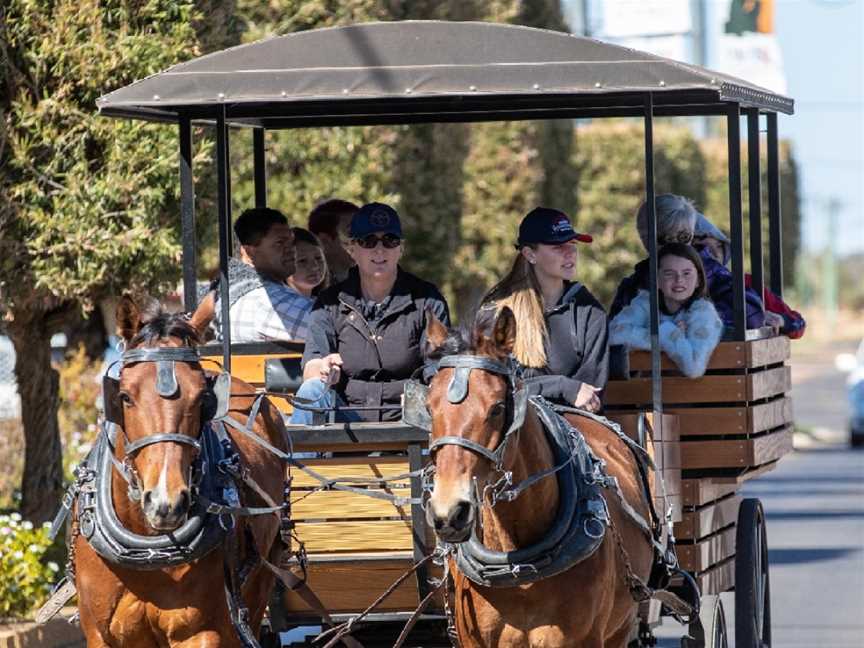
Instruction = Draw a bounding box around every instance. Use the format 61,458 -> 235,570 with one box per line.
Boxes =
482,253 -> 548,368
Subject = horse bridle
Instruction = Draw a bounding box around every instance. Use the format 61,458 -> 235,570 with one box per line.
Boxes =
427,355 -> 528,470
102,346 -> 230,499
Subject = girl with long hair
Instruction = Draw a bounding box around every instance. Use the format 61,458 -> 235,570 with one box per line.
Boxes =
482,207 -> 609,412
609,242 -> 723,378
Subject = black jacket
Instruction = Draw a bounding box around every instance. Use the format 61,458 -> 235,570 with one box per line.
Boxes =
302,266 -> 450,422
523,282 -> 609,404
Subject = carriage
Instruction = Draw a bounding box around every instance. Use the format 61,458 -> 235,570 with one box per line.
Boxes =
91,20 -> 795,647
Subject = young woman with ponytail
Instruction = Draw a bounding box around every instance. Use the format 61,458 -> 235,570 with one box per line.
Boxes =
481,207 -> 609,413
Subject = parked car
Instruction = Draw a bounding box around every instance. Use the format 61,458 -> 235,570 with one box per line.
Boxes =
847,340 -> 864,448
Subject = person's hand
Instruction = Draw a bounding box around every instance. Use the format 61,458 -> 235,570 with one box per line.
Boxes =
574,383 -> 602,413
676,320 -> 687,332
764,311 -> 784,333
318,353 -> 344,386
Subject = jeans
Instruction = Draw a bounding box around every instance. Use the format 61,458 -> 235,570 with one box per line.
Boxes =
289,378 -> 362,425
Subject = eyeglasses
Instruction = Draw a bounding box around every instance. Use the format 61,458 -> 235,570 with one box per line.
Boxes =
354,234 -> 402,249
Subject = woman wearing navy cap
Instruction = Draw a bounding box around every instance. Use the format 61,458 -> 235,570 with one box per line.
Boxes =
291,202 -> 450,424
481,207 -> 608,412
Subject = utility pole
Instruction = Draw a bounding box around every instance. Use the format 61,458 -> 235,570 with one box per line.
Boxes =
822,197 -> 841,338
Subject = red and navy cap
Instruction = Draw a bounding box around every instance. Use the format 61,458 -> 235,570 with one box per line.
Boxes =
516,207 -> 593,247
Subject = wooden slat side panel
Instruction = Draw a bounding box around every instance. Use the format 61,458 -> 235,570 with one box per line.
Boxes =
292,490 -> 412,521
627,342 -> 746,371
608,412 -> 680,442
752,426 -> 794,465
675,495 -> 740,541
606,374 -> 747,406
282,560 -> 420,613
747,366 -> 791,401
670,407 -> 749,436
680,439 -> 750,470
291,460 -> 413,488
294,520 -> 414,553
676,526 -> 736,573
747,335 -> 790,367
681,479 -> 739,507
679,425 -> 793,471
625,337 -> 789,372
695,556 -> 735,595
749,397 -> 794,434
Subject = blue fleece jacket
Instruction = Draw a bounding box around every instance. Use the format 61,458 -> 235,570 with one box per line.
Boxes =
609,290 -> 723,378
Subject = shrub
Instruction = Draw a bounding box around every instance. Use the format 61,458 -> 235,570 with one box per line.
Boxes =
0,513 -> 60,620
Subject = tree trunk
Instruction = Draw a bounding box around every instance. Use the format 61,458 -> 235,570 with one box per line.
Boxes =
8,315 -> 64,523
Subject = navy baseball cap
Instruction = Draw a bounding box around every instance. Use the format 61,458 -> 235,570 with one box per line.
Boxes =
516,207 -> 593,247
349,202 -> 403,239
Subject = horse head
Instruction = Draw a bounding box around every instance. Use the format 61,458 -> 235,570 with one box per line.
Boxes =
424,307 -> 521,543
113,296 -> 212,532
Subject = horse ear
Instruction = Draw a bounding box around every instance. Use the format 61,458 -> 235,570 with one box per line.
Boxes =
116,295 -> 141,343
188,292 -> 215,339
492,306 -> 517,355
424,308 -> 449,357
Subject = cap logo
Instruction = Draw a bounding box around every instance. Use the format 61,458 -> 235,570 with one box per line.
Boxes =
551,218 -> 574,234
370,209 -> 391,227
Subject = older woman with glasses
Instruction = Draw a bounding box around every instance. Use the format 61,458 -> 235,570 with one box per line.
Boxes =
290,202 -> 450,424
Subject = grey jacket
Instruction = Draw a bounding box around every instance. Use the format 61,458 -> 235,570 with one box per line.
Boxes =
523,282 -> 609,404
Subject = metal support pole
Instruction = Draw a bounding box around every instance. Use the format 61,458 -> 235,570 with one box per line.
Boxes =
726,103 -> 747,340
408,444 -> 430,601
643,93 -> 662,414
216,107 -> 232,372
253,129 -> 267,208
766,112 -> 783,298
747,109 -> 764,306
225,122 -> 233,257
179,117 -> 197,312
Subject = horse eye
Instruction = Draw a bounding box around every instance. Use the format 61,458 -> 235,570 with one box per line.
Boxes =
488,401 -> 505,420
119,392 -> 134,406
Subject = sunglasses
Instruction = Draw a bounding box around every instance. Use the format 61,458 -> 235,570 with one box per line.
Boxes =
354,234 -> 402,249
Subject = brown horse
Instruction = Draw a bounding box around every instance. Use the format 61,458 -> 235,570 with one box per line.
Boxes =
424,308 -> 654,648
73,297 -> 288,647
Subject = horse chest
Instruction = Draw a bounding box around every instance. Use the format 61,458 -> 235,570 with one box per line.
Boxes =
108,590 -> 208,642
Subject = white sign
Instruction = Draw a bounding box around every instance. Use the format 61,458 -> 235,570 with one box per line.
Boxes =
717,32 -> 788,94
601,0 -> 693,38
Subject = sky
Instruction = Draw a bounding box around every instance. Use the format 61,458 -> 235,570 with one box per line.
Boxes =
564,0 -> 864,257
769,0 -> 864,257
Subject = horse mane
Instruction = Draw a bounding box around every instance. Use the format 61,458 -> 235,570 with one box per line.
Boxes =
129,306 -> 200,348
426,306 -> 499,360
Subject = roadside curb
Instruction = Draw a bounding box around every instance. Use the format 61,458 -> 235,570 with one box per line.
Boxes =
0,611 -> 83,648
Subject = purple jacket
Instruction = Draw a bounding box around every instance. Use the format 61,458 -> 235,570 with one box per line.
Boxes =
699,248 -> 765,330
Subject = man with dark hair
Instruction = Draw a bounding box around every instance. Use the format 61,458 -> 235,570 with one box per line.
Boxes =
307,198 -> 358,283
211,207 -> 313,342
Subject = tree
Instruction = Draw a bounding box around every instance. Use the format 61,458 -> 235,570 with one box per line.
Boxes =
0,0 -> 231,522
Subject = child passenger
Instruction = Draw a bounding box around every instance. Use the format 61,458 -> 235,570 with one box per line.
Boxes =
610,243 -> 723,378
287,227 -> 329,298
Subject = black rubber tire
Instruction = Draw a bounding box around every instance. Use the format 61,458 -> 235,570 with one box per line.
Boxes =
735,498 -> 772,647
683,594 -> 728,648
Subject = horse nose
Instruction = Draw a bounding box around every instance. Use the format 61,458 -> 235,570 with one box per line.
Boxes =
431,499 -> 473,542
142,488 -> 191,527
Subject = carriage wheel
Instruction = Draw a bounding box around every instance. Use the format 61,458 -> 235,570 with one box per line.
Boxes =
735,498 -> 772,647
682,594 -> 728,648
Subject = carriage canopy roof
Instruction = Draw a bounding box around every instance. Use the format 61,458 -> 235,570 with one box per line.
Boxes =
97,20 -> 794,127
